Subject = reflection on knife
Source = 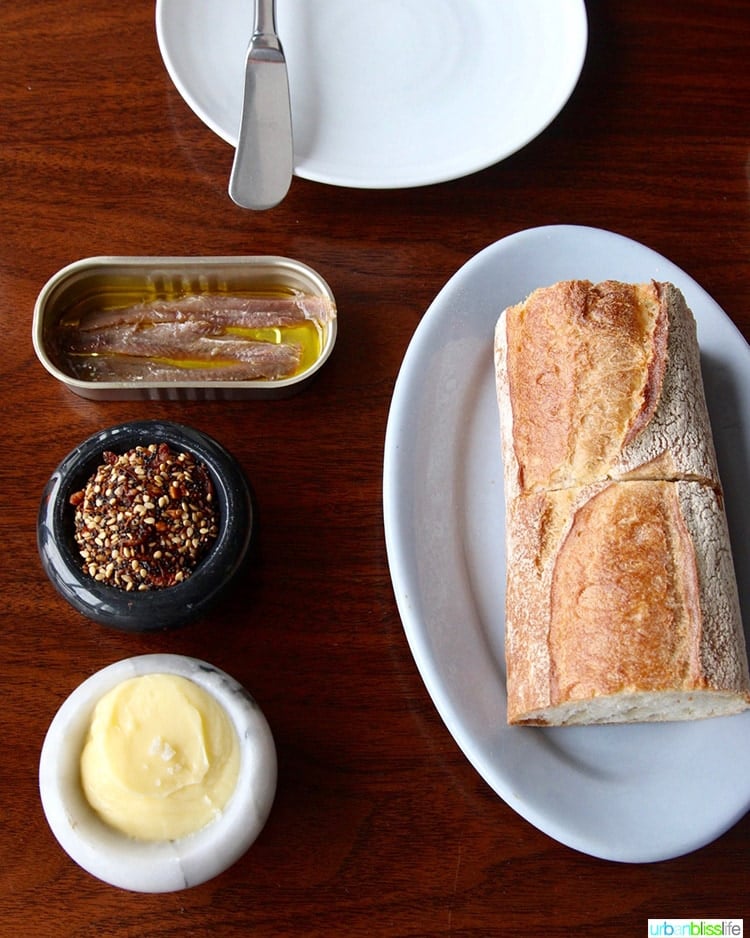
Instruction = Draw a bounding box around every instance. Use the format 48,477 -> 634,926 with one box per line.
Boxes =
228,0 -> 293,210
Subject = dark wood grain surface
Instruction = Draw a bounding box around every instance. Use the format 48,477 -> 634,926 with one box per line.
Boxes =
1,2 -> 749,935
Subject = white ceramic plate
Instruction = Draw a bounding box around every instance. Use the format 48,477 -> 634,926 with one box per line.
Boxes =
155,0 -> 588,189
383,225 -> 750,862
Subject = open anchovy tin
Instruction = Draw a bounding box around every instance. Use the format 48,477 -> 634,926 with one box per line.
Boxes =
32,256 -> 337,400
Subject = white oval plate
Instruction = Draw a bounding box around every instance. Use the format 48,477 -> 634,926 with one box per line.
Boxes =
155,0 -> 588,189
383,225 -> 750,862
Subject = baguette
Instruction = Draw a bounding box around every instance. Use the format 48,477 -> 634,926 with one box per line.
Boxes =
495,280 -> 721,500
494,280 -> 750,725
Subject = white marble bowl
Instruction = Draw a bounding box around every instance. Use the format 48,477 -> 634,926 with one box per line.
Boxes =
39,654 -> 277,892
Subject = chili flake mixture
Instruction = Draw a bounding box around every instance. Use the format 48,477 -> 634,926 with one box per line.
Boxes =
70,443 -> 218,591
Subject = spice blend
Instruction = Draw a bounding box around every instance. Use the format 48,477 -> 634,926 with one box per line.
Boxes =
70,443 -> 219,591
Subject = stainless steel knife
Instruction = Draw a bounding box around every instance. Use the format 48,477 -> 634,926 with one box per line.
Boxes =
228,0 -> 293,210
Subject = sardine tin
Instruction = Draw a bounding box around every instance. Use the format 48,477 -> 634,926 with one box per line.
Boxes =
32,255 -> 337,400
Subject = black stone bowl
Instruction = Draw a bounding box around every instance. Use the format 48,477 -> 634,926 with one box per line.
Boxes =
37,420 -> 254,631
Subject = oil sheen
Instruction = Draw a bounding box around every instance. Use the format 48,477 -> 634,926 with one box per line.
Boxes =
54,287 -> 327,381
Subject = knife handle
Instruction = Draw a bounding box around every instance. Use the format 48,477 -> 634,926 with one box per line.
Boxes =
228,0 -> 293,210
253,0 -> 280,44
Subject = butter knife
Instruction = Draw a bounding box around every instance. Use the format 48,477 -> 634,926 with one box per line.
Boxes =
228,0 -> 293,210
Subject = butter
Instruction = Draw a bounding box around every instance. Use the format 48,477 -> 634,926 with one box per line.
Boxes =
80,673 -> 240,841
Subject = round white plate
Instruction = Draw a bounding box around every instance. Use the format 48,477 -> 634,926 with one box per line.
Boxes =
383,225 -> 750,862
155,0 -> 588,189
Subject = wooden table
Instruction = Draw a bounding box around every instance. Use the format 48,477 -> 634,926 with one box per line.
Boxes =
1,2 -> 748,934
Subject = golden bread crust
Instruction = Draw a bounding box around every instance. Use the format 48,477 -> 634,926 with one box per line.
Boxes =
495,280 -> 721,500
496,280 -> 749,726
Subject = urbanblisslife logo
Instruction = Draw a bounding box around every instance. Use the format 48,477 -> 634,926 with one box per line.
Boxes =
648,922 -> 743,937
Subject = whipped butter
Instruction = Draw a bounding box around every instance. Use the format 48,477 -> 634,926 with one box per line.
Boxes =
80,673 -> 240,841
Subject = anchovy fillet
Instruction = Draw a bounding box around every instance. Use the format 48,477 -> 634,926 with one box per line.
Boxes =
76,292 -> 335,332
53,288 -> 338,382
67,345 -> 302,382
62,320 -> 297,362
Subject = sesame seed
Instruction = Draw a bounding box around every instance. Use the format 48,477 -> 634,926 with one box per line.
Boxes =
69,443 -> 218,591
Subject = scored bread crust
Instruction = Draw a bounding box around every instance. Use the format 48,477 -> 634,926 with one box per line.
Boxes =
494,280 -> 721,501
495,280 -> 750,726
505,480 -> 749,724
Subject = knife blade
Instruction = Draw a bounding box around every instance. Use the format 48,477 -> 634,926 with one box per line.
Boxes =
228,0 -> 293,210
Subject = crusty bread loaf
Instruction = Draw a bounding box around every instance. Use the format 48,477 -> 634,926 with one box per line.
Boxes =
494,280 -> 750,726
495,280 -> 721,501
505,480 -> 749,724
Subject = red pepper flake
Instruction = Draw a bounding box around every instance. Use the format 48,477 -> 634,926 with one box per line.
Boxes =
70,443 -> 218,591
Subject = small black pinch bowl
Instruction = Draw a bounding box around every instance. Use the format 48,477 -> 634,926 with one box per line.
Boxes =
37,420 -> 254,631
